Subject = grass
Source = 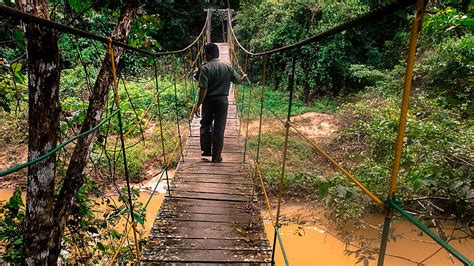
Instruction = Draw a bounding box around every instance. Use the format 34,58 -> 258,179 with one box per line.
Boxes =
235,84 -> 340,122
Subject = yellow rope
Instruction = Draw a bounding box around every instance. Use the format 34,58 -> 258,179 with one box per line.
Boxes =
124,90 -> 160,137
110,221 -> 134,265
254,161 -> 276,227
107,38 -> 121,109
288,121 -> 384,207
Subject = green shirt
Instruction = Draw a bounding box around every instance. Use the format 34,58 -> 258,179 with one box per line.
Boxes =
198,58 -> 241,97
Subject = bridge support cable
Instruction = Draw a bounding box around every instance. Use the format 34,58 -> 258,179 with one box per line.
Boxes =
153,58 -> 171,199
227,0 -> 427,57
271,52 -> 296,266
172,55 -> 185,162
242,55 -> 251,163
107,38 -> 141,261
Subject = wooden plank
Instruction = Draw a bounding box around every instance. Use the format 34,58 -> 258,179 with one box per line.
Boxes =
174,172 -> 251,179
158,211 -> 260,223
159,206 -> 254,216
173,177 -> 252,184
183,157 -> 243,163
170,185 -> 253,195
145,238 -> 271,251
142,249 -> 271,263
150,222 -> 267,240
177,168 -> 246,175
171,182 -> 250,191
158,198 -> 255,211
169,192 -> 251,202
170,189 -> 253,198
174,173 -> 252,181
177,160 -> 243,167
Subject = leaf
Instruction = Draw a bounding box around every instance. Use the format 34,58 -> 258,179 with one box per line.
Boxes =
97,242 -> 106,251
87,226 -> 99,234
461,18 -> 474,27
336,185 -> 348,198
13,236 -> 22,245
318,182 -> 330,198
133,212 -> 144,225
110,230 -> 121,239
11,63 -> 22,74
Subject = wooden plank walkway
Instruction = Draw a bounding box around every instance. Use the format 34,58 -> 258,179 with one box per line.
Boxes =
141,43 -> 272,265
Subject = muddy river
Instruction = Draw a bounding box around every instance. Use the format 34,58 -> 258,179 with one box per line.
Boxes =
1,189 -> 472,265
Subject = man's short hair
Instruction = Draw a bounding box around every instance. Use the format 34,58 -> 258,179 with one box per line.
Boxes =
205,43 -> 219,59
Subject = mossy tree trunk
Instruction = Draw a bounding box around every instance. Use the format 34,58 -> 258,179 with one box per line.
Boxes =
19,0 -> 140,264
19,0 -> 61,264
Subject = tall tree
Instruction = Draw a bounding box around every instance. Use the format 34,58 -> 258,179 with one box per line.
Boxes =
18,0 -> 141,264
18,0 -> 61,264
49,0 -> 140,263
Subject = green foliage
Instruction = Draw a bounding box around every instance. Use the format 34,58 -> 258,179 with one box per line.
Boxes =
313,96 -> 340,113
0,63 -> 27,113
237,0 -> 473,224
333,90 -> 473,220
0,188 -> 24,263
115,145 -> 146,182
235,0 -> 409,99
236,84 -> 309,120
418,30 -> 473,115
61,178 -> 146,263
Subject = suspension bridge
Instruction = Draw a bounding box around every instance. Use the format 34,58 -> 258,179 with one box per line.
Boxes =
0,1 -> 472,265
141,43 -> 272,264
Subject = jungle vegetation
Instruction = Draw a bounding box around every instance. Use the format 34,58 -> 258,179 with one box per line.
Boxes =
0,0 -> 472,263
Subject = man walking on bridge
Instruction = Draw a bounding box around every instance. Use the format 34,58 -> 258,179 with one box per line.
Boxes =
194,43 -> 246,163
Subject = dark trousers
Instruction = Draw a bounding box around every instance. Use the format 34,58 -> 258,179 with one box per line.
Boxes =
200,96 -> 228,161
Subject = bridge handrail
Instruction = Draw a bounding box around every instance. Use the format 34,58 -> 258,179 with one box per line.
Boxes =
0,4 -> 210,57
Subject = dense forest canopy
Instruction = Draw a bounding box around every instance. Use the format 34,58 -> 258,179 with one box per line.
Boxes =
0,0 -> 472,264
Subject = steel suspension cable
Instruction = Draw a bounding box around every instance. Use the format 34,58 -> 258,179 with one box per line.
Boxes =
242,55 -> 251,163
172,55 -> 185,162
271,52 -> 296,265
153,58 -> 171,198
107,38 -> 141,261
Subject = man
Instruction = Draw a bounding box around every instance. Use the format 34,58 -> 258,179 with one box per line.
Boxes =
194,43 -> 246,163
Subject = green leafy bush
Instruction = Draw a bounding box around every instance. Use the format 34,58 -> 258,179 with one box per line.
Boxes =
0,189 -> 24,263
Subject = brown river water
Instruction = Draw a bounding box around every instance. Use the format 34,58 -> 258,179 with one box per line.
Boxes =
1,189 -> 472,265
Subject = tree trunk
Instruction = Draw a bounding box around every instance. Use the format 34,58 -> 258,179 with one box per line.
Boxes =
48,0 -> 140,263
19,1 -> 61,265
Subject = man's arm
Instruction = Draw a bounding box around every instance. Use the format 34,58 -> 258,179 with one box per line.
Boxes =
195,66 -> 208,117
194,87 -> 207,117
230,67 -> 247,84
